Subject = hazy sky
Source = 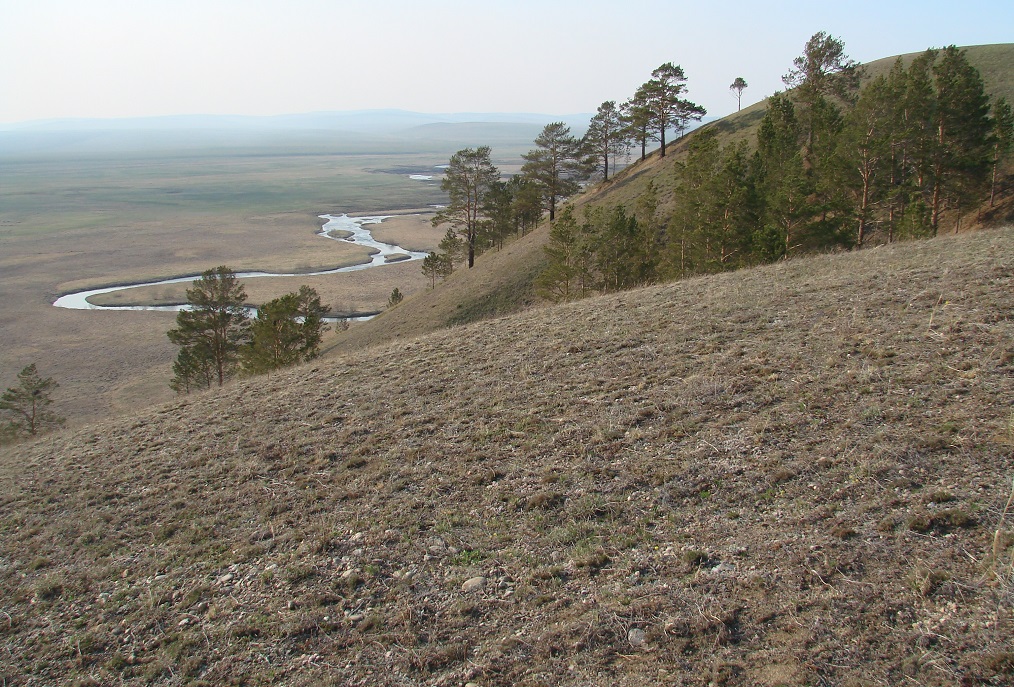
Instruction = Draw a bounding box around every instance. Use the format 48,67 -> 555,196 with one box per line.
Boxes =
2,0 -> 1012,124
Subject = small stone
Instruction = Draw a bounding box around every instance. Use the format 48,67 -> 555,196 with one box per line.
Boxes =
217,573 -> 234,584
627,628 -> 646,647
350,532 -> 365,542
461,576 -> 486,593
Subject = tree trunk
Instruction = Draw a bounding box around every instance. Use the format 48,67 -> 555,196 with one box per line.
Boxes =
991,143 -> 999,207
930,170 -> 942,236
857,167 -> 871,247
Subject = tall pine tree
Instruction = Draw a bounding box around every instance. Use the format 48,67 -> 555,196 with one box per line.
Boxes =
167,266 -> 250,391
432,147 -> 501,268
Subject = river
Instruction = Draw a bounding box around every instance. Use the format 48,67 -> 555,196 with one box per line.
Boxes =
52,214 -> 428,315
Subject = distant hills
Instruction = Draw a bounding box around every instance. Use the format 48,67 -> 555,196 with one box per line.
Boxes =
0,109 -> 600,159
0,109 -> 596,134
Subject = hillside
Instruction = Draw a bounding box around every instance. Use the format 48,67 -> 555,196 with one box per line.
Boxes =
2,225 -> 1013,686
335,43 -> 1014,353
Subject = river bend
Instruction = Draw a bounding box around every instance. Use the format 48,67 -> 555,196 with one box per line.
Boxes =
53,214 -> 426,313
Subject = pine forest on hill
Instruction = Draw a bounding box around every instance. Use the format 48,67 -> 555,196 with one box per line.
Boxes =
415,36 -> 1011,314
336,39 -> 1014,353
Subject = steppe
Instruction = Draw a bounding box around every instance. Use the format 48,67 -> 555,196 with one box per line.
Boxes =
0,129 -> 529,423
2,225 -> 1012,685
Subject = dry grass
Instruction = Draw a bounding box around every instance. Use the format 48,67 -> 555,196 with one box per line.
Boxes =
0,150 -> 448,425
1,225 -> 1012,686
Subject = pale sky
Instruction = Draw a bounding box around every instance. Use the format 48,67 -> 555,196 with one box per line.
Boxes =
2,0 -> 1011,125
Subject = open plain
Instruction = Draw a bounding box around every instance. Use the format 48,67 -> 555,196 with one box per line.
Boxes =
0,128 -> 533,424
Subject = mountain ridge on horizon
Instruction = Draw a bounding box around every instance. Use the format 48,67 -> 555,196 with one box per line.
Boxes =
0,109 -> 600,134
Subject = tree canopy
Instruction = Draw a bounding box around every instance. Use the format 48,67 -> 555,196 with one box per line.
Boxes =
730,77 -> 748,111
241,286 -> 330,375
535,35 -> 1005,303
0,364 -> 64,439
167,266 -> 251,392
521,122 -> 589,221
432,146 -> 501,269
638,63 -> 706,157
585,101 -> 629,181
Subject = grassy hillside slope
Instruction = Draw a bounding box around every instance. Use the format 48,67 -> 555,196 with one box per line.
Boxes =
336,44 -> 1014,353
2,226 -> 1012,686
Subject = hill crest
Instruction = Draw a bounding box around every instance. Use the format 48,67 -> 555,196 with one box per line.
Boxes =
334,43 -> 1014,353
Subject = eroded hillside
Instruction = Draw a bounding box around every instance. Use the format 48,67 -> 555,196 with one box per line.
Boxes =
2,227 -> 1013,686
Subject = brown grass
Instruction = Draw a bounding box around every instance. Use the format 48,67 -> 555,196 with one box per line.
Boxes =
0,157 -> 447,426
2,225 -> 1012,686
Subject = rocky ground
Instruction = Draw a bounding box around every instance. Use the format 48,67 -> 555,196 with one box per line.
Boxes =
1,227 -> 1012,686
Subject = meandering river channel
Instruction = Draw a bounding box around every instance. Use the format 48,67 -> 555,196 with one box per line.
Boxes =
53,214 -> 427,315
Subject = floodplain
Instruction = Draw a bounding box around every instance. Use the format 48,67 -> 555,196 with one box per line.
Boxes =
0,124 -> 535,424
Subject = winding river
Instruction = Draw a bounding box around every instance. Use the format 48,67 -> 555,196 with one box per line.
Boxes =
53,214 -> 428,315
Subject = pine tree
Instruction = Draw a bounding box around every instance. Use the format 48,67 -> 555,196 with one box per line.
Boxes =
241,286 -> 329,374
633,181 -> 663,283
508,176 -> 543,236
585,101 -> 629,181
833,75 -> 894,246
990,97 -> 1013,207
639,63 -> 706,157
521,122 -> 589,221
930,46 -> 994,232
782,31 -> 862,104
711,141 -> 755,267
622,92 -> 655,162
591,206 -> 643,291
388,288 -> 404,308
437,227 -> 466,269
169,346 -> 215,395
421,251 -> 452,288
482,180 -> 515,251
665,129 -> 722,277
536,206 -> 585,302
730,77 -> 748,112
0,364 -> 64,438
432,147 -> 501,268
167,266 -> 250,391
753,93 -> 815,259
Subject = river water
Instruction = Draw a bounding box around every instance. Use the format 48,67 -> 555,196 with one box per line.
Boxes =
52,214 -> 428,314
